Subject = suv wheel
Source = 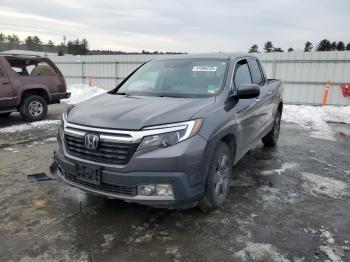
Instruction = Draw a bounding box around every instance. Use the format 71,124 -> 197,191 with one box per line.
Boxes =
199,142 -> 233,212
19,95 -> 48,122
262,110 -> 281,147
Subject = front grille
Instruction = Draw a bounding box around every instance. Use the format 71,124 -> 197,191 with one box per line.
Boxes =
64,134 -> 138,165
65,172 -> 137,196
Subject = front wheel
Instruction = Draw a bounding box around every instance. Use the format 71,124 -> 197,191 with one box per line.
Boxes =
199,142 -> 233,212
262,110 -> 281,147
19,95 -> 48,122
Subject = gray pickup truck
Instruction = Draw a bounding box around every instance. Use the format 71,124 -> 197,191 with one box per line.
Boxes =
51,53 -> 283,211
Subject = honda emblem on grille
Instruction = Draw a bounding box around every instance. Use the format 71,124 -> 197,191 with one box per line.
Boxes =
84,133 -> 99,150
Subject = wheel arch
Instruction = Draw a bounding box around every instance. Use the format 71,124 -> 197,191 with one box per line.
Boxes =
20,88 -> 50,104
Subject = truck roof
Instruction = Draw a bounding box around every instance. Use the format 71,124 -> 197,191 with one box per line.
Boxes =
0,53 -> 42,58
153,52 -> 259,61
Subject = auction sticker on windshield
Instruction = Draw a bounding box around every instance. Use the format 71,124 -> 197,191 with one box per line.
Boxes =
192,66 -> 217,72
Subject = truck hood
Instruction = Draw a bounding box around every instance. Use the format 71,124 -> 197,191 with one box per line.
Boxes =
67,93 -> 215,130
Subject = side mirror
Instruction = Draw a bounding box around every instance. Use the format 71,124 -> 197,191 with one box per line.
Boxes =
233,84 -> 260,99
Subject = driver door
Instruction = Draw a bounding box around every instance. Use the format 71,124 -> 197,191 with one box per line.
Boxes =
232,59 -> 262,153
0,65 -> 15,108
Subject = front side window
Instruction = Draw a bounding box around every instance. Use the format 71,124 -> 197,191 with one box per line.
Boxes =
116,59 -> 228,98
233,59 -> 252,89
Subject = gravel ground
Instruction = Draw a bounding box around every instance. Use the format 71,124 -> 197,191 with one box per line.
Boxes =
0,104 -> 349,262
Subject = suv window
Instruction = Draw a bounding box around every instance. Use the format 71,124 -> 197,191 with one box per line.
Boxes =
248,59 -> 263,85
6,57 -> 58,76
233,59 -> 252,89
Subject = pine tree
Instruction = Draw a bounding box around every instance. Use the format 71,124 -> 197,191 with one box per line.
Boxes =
0,33 -> 5,43
304,41 -> 313,52
336,41 -> 345,51
80,39 -> 89,55
330,41 -> 337,51
264,41 -> 274,53
316,39 -> 332,51
47,40 -> 55,52
25,36 -> 34,50
32,36 -> 42,51
273,47 -> 284,52
248,44 -> 259,53
6,34 -> 21,49
347,43 -> 350,51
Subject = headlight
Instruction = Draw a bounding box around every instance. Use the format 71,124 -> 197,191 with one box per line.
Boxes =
61,105 -> 74,127
60,113 -> 66,127
138,119 -> 202,150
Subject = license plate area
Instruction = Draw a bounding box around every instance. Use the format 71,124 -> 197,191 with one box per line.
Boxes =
74,164 -> 101,185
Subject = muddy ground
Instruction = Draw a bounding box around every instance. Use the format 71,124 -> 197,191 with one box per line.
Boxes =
0,104 -> 349,262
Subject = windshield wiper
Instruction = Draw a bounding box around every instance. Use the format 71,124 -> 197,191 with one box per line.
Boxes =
115,92 -> 130,96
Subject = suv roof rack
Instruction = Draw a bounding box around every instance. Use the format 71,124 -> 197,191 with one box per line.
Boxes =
0,53 -> 42,58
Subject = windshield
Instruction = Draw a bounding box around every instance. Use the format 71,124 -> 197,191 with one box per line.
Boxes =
116,59 -> 228,98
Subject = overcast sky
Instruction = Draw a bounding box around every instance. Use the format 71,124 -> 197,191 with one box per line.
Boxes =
0,0 -> 349,52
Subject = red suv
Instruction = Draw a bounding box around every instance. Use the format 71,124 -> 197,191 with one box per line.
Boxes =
0,54 -> 70,121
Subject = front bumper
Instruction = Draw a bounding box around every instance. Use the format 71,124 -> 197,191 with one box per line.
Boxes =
51,150 -> 205,209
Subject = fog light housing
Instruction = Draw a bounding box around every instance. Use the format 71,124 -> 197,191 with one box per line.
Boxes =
156,184 -> 174,196
138,185 -> 156,196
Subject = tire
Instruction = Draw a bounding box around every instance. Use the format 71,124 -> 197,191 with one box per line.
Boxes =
19,95 -> 48,122
199,142 -> 233,212
0,112 -> 11,117
262,109 -> 281,147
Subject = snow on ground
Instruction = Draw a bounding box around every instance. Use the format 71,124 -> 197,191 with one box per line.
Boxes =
301,172 -> 349,199
235,242 -> 290,262
317,228 -> 349,262
62,84 -> 106,105
0,120 -> 60,134
282,105 -> 350,141
261,162 -> 299,175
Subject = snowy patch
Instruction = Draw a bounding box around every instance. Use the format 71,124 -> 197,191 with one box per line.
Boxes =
301,172 -> 349,199
165,246 -> 182,262
101,234 -> 114,249
3,147 -> 19,153
235,242 -> 290,262
63,84 -> 106,105
44,137 -> 57,142
0,120 -> 60,133
319,246 -> 343,262
258,186 -> 298,206
320,229 -> 335,245
262,162 -> 298,175
316,228 -> 349,262
282,105 -> 350,141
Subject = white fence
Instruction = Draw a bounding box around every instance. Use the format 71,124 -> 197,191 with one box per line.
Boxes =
51,51 -> 350,106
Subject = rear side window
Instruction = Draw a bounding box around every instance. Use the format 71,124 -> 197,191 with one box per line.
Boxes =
6,57 -> 58,76
248,59 -> 263,85
233,59 -> 252,88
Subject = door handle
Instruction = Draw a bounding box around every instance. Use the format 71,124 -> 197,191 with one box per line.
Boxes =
255,98 -> 261,102
1,79 -> 9,84
268,90 -> 272,94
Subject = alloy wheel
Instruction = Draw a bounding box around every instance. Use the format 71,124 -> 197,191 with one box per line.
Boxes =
214,153 -> 230,201
28,101 -> 44,117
